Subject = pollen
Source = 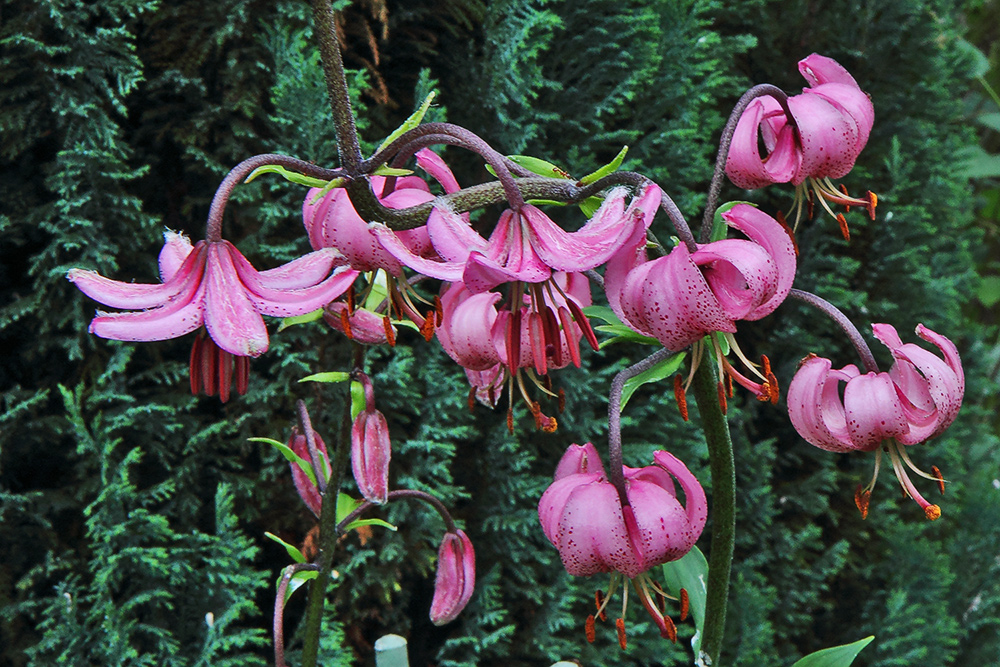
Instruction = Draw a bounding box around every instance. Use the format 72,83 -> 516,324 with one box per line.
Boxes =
616,617 -> 627,650
662,614 -> 678,643
382,315 -> 396,347
585,614 -> 596,643
673,374 -> 689,421
679,588 -> 689,622
924,504 -> 942,521
866,191 -> 878,220
836,213 -> 850,241
854,485 -> 871,520
595,590 -> 608,621
419,310 -> 436,341
339,308 -> 354,339
932,465 -> 945,495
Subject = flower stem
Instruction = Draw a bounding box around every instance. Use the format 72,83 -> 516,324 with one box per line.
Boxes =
788,289 -> 879,372
299,345 -> 366,667
311,0 -> 363,173
690,355 -> 734,667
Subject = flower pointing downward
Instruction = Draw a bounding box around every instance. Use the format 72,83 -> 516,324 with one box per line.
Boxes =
430,529 -> 476,625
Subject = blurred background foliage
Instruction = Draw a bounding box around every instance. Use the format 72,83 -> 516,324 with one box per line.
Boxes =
1,0 -> 998,665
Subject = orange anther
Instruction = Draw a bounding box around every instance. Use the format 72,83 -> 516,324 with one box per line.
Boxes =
346,286 -> 356,313
419,312 -> 435,341
673,374 -> 689,422
595,590 -> 607,621
866,191 -> 878,220
615,618 -> 627,650
839,184 -> 852,213
761,354 -> 772,376
717,381 -> 728,415
931,465 -> 945,495
766,371 -> 780,404
558,388 -> 566,413
382,315 -> 396,347
854,485 -> 871,520
925,504 -> 942,521
506,408 -> 514,434
434,295 -> 444,327
585,614 -> 596,643
836,213 -> 850,241
679,588 -> 689,622
662,615 -> 678,643
339,309 -> 354,339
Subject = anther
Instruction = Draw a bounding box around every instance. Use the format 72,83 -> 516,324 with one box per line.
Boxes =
434,295 -> 443,327
854,484 -> 871,520
339,309 -> 354,339
662,615 -> 678,643
615,618 -> 627,650
725,372 -> 734,398
585,614 -> 596,643
931,465 -> 945,495
419,310 -> 436,341
468,388 -> 477,412
679,588 -> 689,622
670,375 -> 687,421
595,590 -> 608,622
382,315 -> 396,347
866,191 -> 878,220
652,580 -> 666,614
506,408 -> 514,434
839,184 -> 852,212
346,285 -> 355,313
924,504 -> 941,521
836,213 -> 850,241
766,370 -> 780,404
717,381 -> 728,415
558,388 -> 566,414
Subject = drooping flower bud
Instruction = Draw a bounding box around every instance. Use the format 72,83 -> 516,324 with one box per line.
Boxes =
430,529 -> 476,625
289,427 -> 331,517
351,375 -> 391,504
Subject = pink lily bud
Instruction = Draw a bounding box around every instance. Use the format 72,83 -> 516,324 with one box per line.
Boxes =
787,323 -> 963,519
430,529 -> 476,625
288,428 -> 331,517
323,302 -> 396,346
351,378 -> 391,504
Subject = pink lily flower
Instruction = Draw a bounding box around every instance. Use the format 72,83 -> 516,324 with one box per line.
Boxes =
725,54 -> 877,230
68,230 -> 356,399
430,529 -> 476,625
435,272 -> 596,431
537,443 -> 707,644
605,204 -> 794,403
372,184 -> 662,293
351,374 -> 391,504
787,323 -> 964,519
302,148 -> 461,274
323,302 -> 397,346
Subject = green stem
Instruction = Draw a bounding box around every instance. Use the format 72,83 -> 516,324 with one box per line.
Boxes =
690,357 -> 735,666
300,346 -> 365,667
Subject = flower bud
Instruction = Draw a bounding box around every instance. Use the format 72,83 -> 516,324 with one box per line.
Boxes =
289,428 -> 331,517
350,380 -> 391,504
430,529 -> 476,625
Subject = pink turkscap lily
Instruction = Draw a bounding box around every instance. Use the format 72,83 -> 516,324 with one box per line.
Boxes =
726,54 -> 877,231
69,230 -> 357,400
537,443 -> 707,646
787,323 -> 964,520
372,184 -> 662,294
435,272 -> 596,431
605,203 -> 795,403
430,529 -> 476,625
302,147 -> 461,274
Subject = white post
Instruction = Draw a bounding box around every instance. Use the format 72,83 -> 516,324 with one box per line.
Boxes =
374,634 -> 409,667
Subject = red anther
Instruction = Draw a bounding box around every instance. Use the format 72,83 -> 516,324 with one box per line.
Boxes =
382,315 -> 396,347
679,588 -> 689,622
419,311 -> 436,341
506,408 -> 514,434
468,387 -> 477,412
585,614 -> 596,643
717,382 -> 728,415
839,184 -> 852,213
566,298 -> 599,351
488,384 -> 497,407
673,374 -> 689,422
558,388 -> 566,414
558,306 -> 582,368
866,191 -> 878,220
615,618 -> 627,650
836,213 -> 850,241
854,484 -> 871,520
434,295 -> 444,327
931,465 -> 945,495
595,590 -> 608,622
346,285 -> 356,313
725,372 -> 734,398
339,308 -> 354,339
529,311 -> 548,376
235,355 -> 250,396
662,615 -> 678,643
766,371 -> 780,404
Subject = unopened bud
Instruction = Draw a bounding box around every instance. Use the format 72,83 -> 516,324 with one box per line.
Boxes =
430,530 -> 476,625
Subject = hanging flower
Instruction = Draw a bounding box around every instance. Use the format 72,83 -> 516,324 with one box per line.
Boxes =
787,323 -> 964,519
430,529 -> 476,625
351,374 -> 391,504
69,230 -> 356,400
725,54 -> 877,231
538,443 -> 707,646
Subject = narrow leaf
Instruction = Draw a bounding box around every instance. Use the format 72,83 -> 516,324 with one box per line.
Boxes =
578,145 -> 628,185
621,352 -> 686,408
372,165 -> 413,177
790,636 -> 875,667
661,546 -> 708,656
299,371 -> 351,384
265,531 -> 307,563
711,201 -> 756,242
245,164 -> 329,188
277,307 -> 324,332
281,569 -> 319,604
248,437 -> 316,486
376,91 -> 437,153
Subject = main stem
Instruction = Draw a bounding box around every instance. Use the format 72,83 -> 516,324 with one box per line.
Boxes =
300,346 -> 365,667
312,0 -> 363,172
691,357 -> 735,666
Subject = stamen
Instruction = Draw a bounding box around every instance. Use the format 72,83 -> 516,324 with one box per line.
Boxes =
506,408 -> 514,434
346,285 -> 356,313
558,388 -> 566,413
887,445 -> 941,520
595,590 -> 608,622
725,372 -> 734,398
434,295 -> 443,327
218,346 -> 233,403
717,381 -> 728,415
339,309 -> 354,339
931,466 -> 945,495
680,588 -> 689,622
894,442 -> 943,482
839,184 -> 852,213
615,618 -> 627,650
854,484 -> 871,520
235,355 -> 250,396
542,305 -> 563,368
866,191 -> 878,220
419,309 -> 436,341
673,374 -> 689,421
663,615 -> 678,643
836,213 -> 850,241
585,614 -> 596,643
566,298 -> 599,351
651,579 -> 666,614
382,315 -> 396,347
468,388 -> 476,412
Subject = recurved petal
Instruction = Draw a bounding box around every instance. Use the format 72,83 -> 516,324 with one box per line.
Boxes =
204,243 -> 269,357
231,245 -> 357,317
89,280 -> 207,342
370,221 -> 465,281
416,147 -> 462,194
805,82 -> 874,150
842,372 -> 909,450
427,205 -> 488,263
652,451 -> 708,540
693,239 -> 777,321
798,53 -> 861,88
787,93 -> 860,182
725,97 -> 801,189
720,204 -> 797,319
556,479 -> 634,577
437,286 -> 503,371
787,356 -> 861,453
526,203 -> 644,272
159,230 -> 195,281
625,478 -> 692,569
553,442 -> 606,480
254,247 -> 346,289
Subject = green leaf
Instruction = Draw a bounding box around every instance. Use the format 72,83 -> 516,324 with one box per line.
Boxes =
309,177 -> 348,205
661,546 -> 708,656
376,91 -> 436,153
578,145 -> 628,185
621,352 -> 686,409
584,306 -> 659,347
373,165 -> 414,177
486,155 -> 571,180
244,164 -> 329,188
248,437 -> 316,487
264,531 -> 307,563
956,145 -> 1000,179
299,371 -> 351,384
711,331 -> 730,356
711,201 -> 756,242
977,112 -> 1000,133
280,569 -> 319,604
790,636 -> 875,667
336,493 -> 365,523
350,380 -> 365,420
343,517 -> 397,532
277,307 -> 324,332
578,195 -> 604,218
